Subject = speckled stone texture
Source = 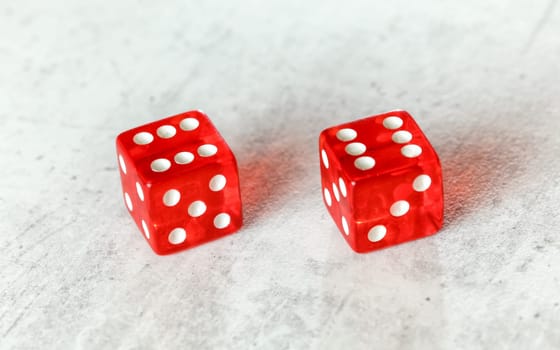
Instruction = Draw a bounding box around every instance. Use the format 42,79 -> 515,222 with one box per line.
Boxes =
1,1 -> 559,349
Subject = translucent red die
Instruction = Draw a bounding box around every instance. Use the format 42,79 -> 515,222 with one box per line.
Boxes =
319,110 -> 443,253
116,110 -> 242,255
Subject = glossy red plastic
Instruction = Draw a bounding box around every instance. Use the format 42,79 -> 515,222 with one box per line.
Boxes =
116,110 -> 242,255
319,110 -> 443,253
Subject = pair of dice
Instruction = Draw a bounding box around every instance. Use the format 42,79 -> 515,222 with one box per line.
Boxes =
116,110 -> 443,255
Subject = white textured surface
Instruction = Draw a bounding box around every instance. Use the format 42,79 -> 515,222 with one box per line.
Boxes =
1,1 -> 560,349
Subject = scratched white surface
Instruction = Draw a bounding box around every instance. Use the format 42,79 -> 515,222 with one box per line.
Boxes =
1,1 -> 560,349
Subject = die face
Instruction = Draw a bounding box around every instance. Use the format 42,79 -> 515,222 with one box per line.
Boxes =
117,110 -> 230,186
146,159 -> 242,254
351,165 -> 443,253
116,110 -> 242,255
321,176 -> 356,248
352,160 -> 442,221
117,152 -> 151,243
320,110 -> 439,182
319,110 -> 443,253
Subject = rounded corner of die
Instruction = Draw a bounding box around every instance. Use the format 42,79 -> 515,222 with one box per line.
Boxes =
188,109 -> 208,120
388,109 -> 412,119
115,131 -> 127,147
318,128 -> 331,143
346,242 -> 365,254
391,108 -> 408,113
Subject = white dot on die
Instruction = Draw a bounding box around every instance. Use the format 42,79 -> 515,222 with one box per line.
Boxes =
133,132 -> 154,145
136,182 -> 144,201
168,228 -> 186,245
338,177 -> 347,197
390,200 -> 410,217
368,225 -> 387,242
174,151 -> 194,165
198,144 -> 218,157
124,192 -> 133,211
209,174 -> 227,191
156,125 -> 176,139
401,144 -> 422,158
180,117 -> 199,131
188,200 -> 207,217
383,116 -> 403,130
345,142 -> 366,156
321,149 -> 329,169
151,158 -> 171,172
336,128 -> 357,142
342,217 -> 349,235
413,174 -> 432,192
119,154 -> 127,174
163,189 -> 181,207
392,130 -> 413,144
141,220 -> 150,239
214,213 -> 231,229
324,188 -> 332,207
354,156 -> 375,170
332,183 -> 340,202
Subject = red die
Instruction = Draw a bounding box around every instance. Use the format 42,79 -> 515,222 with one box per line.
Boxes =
319,110 -> 443,253
116,110 -> 242,255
